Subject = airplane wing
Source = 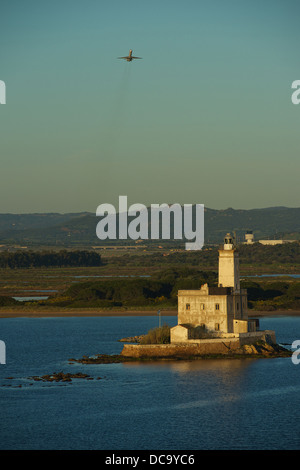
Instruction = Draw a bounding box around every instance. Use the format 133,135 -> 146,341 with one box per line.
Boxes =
132,56 -> 142,59
118,57 -> 128,59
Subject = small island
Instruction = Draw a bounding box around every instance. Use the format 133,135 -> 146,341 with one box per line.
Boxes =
72,234 -> 292,363
71,340 -> 291,364
119,234 -> 291,359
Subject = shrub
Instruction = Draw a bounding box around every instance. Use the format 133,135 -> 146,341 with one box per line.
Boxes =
140,324 -> 170,344
0,296 -> 19,306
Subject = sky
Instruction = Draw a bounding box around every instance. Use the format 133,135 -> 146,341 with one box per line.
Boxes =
0,0 -> 299,213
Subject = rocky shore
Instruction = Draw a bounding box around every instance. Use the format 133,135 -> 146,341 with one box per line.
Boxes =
3,342 -> 290,390
69,354 -> 130,364
70,340 -> 291,364
119,335 -> 145,343
27,371 -> 101,382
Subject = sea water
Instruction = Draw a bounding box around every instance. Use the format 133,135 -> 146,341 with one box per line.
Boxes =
0,315 -> 300,450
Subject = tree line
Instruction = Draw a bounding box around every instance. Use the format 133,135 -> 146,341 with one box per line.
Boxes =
44,275 -> 300,310
108,242 -> 300,267
0,250 -> 102,268
38,268 -> 215,308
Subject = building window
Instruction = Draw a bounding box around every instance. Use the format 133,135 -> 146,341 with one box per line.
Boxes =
215,323 -> 220,331
186,303 -> 190,310
215,303 -> 220,310
237,302 -> 239,311
201,303 -> 205,310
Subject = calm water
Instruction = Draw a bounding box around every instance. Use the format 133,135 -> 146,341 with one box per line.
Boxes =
0,315 -> 300,450
244,274 -> 300,278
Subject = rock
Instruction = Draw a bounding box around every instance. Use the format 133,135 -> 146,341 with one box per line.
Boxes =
27,371 -> 92,383
240,341 -> 291,357
242,344 -> 257,354
119,335 -> 145,343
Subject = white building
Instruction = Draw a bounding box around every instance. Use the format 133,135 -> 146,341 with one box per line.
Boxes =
170,233 -> 275,344
245,231 -> 254,244
259,239 -> 297,245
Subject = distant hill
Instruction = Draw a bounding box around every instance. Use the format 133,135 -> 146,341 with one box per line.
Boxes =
203,206 -> 300,243
0,213 -> 88,232
0,207 -> 299,246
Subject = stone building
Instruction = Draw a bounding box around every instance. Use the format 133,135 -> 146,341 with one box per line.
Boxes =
170,233 -> 265,343
121,232 -> 281,358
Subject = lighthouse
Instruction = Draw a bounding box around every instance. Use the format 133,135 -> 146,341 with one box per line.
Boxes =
218,233 -> 240,292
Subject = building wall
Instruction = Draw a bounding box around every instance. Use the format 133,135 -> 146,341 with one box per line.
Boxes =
177,285 -> 249,335
226,291 -> 248,332
233,320 -> 248,333
178,286 -> 229,333
122,331 -> 277,357
258,240 -> 296,245
171,325 -> 189,343
171,320 -> 256,343
218,249 -> 240,291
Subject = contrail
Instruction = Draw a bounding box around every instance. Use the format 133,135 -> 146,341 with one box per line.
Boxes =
103,63 -> 132,162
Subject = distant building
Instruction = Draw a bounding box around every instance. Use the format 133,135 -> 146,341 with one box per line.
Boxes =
258,239 -> 297,245
170,233 -> 275,344
245,231 -> 254,244
243,231 -> 297,245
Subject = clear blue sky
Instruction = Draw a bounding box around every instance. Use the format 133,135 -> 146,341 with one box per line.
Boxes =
0,0 -> 299,213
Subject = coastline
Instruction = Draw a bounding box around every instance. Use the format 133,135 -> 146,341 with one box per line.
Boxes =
0,308 -> 300,318
0,308 -> 178,318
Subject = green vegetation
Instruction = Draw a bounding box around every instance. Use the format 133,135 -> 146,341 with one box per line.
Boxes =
38,268 -> 217,309
0,242 -> 298,271
0,242 -> 299,312
107,242 -> 300,270
21,269 -> 298,311
139,324 -> 171,344
0,296 -> 19,306
0,250 -> 102,268
242,279 -> 300,310
188,325 -> 213,339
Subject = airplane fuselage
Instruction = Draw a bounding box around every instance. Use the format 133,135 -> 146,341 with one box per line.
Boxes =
126,50 -> 133,61
118,49 -> 142,62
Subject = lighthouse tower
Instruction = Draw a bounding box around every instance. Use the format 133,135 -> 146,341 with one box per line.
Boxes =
218,233 -> 240,292
170,231 -> 266,343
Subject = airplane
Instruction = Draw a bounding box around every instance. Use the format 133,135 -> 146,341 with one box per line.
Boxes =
118,49 -> 142,62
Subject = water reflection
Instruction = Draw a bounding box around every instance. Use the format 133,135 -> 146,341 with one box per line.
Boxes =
169,358 -> 255,373
119,358 -> 300,419
13,296 -> 49,301
122,358 -> 255,392
123,358 -> 255,373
